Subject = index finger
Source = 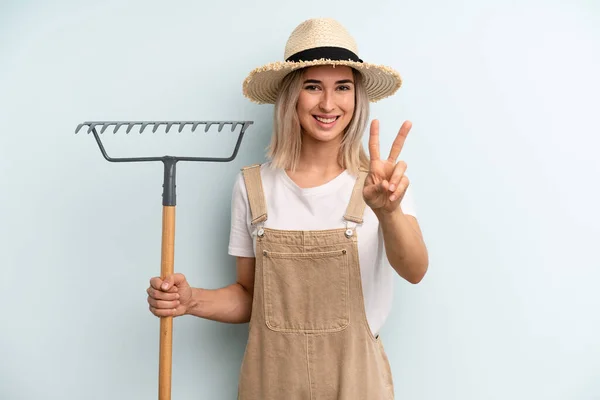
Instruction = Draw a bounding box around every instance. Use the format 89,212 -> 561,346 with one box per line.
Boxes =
368,120 -> 380,161
388,120 -> 412,162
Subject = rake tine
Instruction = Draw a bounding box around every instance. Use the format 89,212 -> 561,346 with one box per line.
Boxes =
126,122 -> 140,134
166,122 -> 176,133
113,122 -> 124,133
140,122 -> 151,133
153,122 -> 164,133
191,122 -> 201,132
100,123 -> 111,133
204,122 -> 213,133
87,123 -> 98,134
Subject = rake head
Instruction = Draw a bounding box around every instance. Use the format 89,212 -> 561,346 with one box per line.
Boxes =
76,120 -> 254,206
75,120 -> 253,163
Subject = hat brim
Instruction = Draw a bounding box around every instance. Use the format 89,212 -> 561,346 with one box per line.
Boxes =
242,59 -> 402,104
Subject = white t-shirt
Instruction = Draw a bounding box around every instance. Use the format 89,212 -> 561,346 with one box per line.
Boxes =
228,162 -> 417,336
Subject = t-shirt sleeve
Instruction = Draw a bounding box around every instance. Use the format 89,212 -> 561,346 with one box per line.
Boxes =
399,183 -> 418,217
228,172 -> 256,257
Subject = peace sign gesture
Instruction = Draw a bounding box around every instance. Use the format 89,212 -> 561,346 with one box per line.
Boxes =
363,119 -> 412,214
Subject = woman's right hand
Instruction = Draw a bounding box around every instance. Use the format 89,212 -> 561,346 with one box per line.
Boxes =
147,273 -> 193,317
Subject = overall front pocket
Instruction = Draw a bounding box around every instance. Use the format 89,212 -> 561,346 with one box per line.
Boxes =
262,248 -> 349,333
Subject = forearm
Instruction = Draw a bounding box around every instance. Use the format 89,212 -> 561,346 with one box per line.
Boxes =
185,283 -> 253,323
374,207 -> 429,284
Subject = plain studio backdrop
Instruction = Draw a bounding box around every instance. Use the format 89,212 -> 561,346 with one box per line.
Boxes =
1,1 -> 599,399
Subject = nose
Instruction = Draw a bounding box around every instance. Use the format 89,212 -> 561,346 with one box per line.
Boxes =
319,90 -> 334,112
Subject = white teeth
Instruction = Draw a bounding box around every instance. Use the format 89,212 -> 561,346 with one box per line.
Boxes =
315,116 -> 337,123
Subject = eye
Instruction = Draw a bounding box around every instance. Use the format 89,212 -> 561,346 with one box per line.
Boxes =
304,85 -> 321,91
337,85 -> 352,91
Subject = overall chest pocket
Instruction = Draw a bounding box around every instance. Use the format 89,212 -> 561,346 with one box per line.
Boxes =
262,248 -> 349,333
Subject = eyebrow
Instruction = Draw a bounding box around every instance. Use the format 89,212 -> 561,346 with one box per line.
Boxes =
303,79 -> 354,85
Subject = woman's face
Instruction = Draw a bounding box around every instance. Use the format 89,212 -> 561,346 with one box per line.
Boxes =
296,65 -> 356,144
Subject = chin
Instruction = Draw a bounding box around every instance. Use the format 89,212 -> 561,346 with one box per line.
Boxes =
304,130 -> 344,143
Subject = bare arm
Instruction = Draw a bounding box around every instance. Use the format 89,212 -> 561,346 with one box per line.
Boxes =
185,256 -> 256,323
363,119 -> 429,284
374,208 -> 428,284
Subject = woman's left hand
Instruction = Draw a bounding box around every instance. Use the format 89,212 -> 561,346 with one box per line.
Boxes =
363,119 -> 412,214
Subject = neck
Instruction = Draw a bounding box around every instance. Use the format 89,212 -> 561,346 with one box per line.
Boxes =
293,132 -> 343,174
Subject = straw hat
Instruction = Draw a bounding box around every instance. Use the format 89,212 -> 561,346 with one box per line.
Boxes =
242,18 -> 403,104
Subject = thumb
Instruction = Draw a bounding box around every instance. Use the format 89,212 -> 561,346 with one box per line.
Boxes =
161,273 -> 187,291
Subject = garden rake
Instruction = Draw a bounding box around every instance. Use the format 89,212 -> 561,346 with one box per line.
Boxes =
75,120 -> 253,400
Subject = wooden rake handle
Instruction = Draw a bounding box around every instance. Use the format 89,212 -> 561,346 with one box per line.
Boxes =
160,205 -> 175,400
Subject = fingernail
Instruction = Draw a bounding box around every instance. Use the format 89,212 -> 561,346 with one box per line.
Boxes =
389,184 -> 396,191
161,283 -> 168,290
390,195 -> 396,201
176,294 -> 180,299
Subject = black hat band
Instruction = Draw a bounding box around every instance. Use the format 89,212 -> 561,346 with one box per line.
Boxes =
286,46 -> 363,63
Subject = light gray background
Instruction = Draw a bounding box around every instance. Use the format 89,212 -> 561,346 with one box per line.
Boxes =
1,0 -> 599,399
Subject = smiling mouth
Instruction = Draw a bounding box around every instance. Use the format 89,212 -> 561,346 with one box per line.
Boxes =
314,116 -> 340,124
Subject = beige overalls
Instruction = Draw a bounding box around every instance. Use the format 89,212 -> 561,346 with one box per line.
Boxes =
237,164 -> 395,400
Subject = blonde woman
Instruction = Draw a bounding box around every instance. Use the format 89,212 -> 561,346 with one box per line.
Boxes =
147,18 -> 429,399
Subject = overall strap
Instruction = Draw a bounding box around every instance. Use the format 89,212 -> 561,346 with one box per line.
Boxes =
343,168 -> 369,224
241,164 -> 268,224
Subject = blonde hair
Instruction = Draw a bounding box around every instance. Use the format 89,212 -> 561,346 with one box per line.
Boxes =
266,67 -> 370,175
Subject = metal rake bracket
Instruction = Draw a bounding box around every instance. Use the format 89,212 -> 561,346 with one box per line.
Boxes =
75,120 -> 253,163
75,120 -> 253,206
